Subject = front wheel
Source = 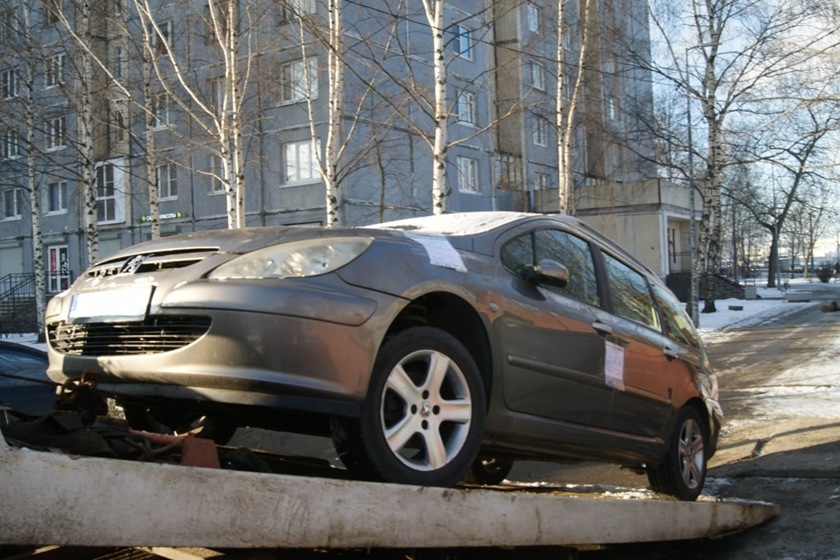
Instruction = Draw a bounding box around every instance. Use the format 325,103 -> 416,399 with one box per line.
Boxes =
647,406 -> 708,501
333,327 -> 486,487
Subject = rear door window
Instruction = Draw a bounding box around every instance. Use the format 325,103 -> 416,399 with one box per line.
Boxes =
651,284 -> 701,349
602,253 -> 660,330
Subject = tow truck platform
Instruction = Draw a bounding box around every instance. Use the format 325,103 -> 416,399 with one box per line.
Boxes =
0,426 -> 779,553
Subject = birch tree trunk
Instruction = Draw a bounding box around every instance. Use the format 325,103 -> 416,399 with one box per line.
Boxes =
556,0 -> 592,216
142,56 -> 160,239
421,0 -> 448,215
79,1 -> 98,264
21,4 -> 45,335
324,0 -> 344,226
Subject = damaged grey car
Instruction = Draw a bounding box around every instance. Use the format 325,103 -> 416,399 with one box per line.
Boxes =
45,212 -> 721,500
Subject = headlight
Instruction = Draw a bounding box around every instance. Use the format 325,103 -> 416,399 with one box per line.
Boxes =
208,237 -> 373,280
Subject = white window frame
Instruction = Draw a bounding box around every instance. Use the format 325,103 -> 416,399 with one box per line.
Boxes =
46,180 -> 68,214
47,115 -> 66,150
456,90 -> 477,125
283,139 -> 320,184
1,128 -> 20,159
46,53 -> 65,88
2,187 -> 21,220
95,160 -> 126,224
534,172 -> 549,190
209,154 -> 226,193
2,67 -> 19,99
526,3 -> 540,33
150,21 -> 173,56
607,96 -> 620,121
151,92 -> 170,128
457,156 -> 479,193
1,9 -> 18,43
530,62 -> 545,91
280,0 -> 316,22
157,163 -> 178,199
47,245 -> 71,293
533,116 -> 549,147
454,25 -> 474,60
280,58 -> 318,103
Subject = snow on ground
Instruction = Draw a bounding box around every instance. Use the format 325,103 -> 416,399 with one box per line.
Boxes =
699,279 -> 840,422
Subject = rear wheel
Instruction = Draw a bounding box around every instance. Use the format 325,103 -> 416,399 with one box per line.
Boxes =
332,327 -> 486,487
647,406 -> 707,501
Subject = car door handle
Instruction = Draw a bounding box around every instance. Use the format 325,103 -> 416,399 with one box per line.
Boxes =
592,321 -> 613,337
663,348 -> 679,361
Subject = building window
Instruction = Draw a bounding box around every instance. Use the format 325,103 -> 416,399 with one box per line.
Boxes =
1,67 -> 19,99
279,0 -> 316,22
150,21 -> 173,55
44,0 -> 61,25
1,128 -> 20,159
1,9 -> 18,43
535,172 -> 549,190
533,116 -> 549,147
210,77 -> 225,114
151,93 -> 170,127
46,53 -> 65,88
526,3 -> 540,33
209,154 -> 226,193
111,47 -> 124,79
280,58 -> 318,103
46,180 -> 68,213
495,153 -> 522,190
453,25 -> 473,60
457,156 -> 479,193
607,96 -> 620,121
47,245 -> 71,293
47,116 -> 66,150
283,139 -> 320,183
157,163 -> 178,199
530,62 -> 545,91
96,163 -> 117,223
2,188 -> 21,220
456,90 -> 476,125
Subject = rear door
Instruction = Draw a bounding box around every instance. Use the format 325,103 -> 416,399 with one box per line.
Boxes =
599,252 -> 675,437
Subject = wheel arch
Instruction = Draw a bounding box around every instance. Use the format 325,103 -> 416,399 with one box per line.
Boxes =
384,292 -> 493,403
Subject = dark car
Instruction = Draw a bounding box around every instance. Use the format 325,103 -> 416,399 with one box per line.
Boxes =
45,212 -> 722,500
0,340 -> 57,422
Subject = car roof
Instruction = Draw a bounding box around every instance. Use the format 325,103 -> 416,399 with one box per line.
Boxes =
369,212 -> 534,236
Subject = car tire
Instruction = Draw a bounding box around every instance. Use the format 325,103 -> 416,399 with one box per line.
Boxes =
335,327 -> 486,487
647,406 -> 707,501
466,456 -> 514,485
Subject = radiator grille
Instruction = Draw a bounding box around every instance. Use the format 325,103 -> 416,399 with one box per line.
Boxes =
48,316 -> 211,356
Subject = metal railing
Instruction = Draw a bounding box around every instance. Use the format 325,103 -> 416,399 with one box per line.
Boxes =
0,273 -> 37,335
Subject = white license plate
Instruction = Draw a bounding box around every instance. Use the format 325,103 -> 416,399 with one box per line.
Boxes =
69,285 -> 153,320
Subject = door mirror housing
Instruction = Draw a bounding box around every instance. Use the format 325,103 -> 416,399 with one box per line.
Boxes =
523,259 -> 569,288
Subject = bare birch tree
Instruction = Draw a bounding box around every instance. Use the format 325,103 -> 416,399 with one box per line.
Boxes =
643,0 -> 839,309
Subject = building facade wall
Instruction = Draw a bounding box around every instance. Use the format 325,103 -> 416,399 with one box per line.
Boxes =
0,0 -> 658,294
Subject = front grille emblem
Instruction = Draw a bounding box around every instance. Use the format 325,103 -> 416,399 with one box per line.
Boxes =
120,254 -> 150,275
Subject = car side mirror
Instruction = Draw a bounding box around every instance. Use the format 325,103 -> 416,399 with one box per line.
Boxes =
522,259 -> 569,288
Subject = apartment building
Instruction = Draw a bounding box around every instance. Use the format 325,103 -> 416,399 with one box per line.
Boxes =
0,0 -> 673,304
